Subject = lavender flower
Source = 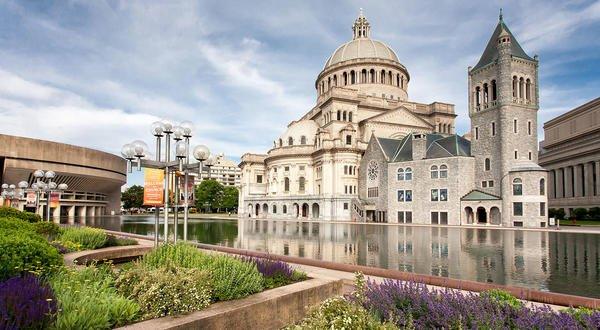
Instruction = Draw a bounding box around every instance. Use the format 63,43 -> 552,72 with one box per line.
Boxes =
240,256 -> 294,278
0,275 -> 57,329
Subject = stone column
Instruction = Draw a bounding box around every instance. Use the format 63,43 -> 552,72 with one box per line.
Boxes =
548,170 -> 555,199
574,164 -> 583,197
596,161 -> 600,196
556,168 -> 564,198
584,163 -> 593,197
565,166 -> 573,198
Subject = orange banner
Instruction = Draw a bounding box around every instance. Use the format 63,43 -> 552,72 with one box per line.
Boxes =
143,168 -> 164,206
50,192 -> 60,208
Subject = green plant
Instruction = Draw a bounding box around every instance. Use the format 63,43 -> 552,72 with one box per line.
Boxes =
104,235 -> 138,247
572,208 -> 588,221
115,265 -> 212,319
587,207 -> 600,220
140,242 -> 211,269
479,289 -> 523,309
33,222 -> 62,240
58,227 -> 107,250
549,208 -> 566,220
0,207 -> 41,223
50,265 -> 139,329
51,240 -> 82,253
0,232 -> 63,280
0,216 -> 35,233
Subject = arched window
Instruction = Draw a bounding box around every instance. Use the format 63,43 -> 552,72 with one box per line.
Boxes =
491,80 -> 497,100
337,110 -> 341,120
380,69 -> 386,84
299,177 -> 305,192
438,123 -> 442,132
272,204 -> 277,214
350,70 -> 356,84
283,205 -> 287,214
405,167 -> 412,181
343,72 -> 348,86
284,177 -> 290,192
288,137 -> 293,146
430,165 -> 439,179
279,138 -> 283,147
540,178 -> 545,195
439,164 -> 448,178
343,111 -> 347,121
513,76 -> 518,97
327,77 -> 331,90
346,135 -> 352,145
361,69 -> 367,83
512,178 -> 523,195
526,79 -> 531,100
401,76 -> 405,89
397,168 -> 405,181
348,112 -> 353,122
370,69 -> 375,83
396,74 -> 400,87
388,71 -> 392,85
519,77 -> 524,99
300,136 -> 307,145
485,158 -> 491,171
333,75 -> 337,87
483,83 -> 489,104
475,86 -> 481,106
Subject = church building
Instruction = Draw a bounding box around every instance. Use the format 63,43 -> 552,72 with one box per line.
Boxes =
239,11 -> 548,227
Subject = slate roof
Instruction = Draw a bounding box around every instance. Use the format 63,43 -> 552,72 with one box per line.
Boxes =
472,18 -> 535,71
461,190 -> 501,201
374,133 -> 471,163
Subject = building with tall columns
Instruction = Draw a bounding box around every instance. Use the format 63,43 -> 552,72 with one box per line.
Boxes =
238,11 -> 457,221
358,12 -> 548,227
539,97 -> 600,217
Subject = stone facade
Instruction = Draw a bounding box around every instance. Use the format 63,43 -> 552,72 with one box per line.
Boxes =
238,12 -> 455,221
539,97 -> 600,216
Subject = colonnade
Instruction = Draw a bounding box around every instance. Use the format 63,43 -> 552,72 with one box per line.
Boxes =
548,161 -> 600,199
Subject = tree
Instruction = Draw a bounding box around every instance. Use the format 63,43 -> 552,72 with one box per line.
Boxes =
221,186 -> 239,212
572,208 -> 588,221
195,180 -> 224,213
549,208 -> 565,220
588,207 -> 600,221
121,185 -> 144,210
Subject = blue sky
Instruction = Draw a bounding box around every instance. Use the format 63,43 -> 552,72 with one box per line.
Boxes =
0,0 -> 599,186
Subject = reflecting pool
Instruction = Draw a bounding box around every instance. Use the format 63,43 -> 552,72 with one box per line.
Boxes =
87,216 -> 600,298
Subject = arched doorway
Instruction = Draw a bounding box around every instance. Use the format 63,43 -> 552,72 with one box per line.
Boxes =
311,203 -> 320,219
464,207 -> 474,224
262,203 -> 268,217
255,204 -> 260,217
301,203 -> 309,218
293,203 -> 299,218
490,207 -> 501,225
477,207 -> 487,224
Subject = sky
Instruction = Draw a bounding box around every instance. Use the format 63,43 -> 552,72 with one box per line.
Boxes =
0,0 -> 599,186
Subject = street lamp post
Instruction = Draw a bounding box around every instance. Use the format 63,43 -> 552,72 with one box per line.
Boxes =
122,120 -> 210,245
3,171 -> 67,219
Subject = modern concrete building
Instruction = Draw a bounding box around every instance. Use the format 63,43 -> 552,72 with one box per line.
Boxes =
195,153 -> 241,187
358,13 -> 548,227
539,97 -> 600,216
0,134 -> 126,218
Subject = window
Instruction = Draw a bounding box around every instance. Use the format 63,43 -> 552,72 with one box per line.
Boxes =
491,122 -> 496,136
431,189 -> 439,201
368,187 -> 379,198
405,168 -> 412,181
439,165 -> 448,178
272,205 -> 277,213
431,212 -> 438,224
346,135 -> 352,145
299,165 -> 305,171
343,203 -> 349,210
528,121 -> 532,135
485,158 -> 491,171
528,151 -> 532,160
513,202 -> 523,216
440,189 -> 448,201
397,168 -> 404,181
440,212 -> 448,224
284,166 -> 290,172
512,178 -> 523,195
398,211 -> 412,224
482,181 -> 488,188
540,202 -> 546,216
288,137 -> 293,146
300,136 -> 307,145
397,190 -> 412,202
513,119 -> 518,133
299,177 -> 305,192
344,166 -> 348,175
283,205 -> 287,214
475,127 -> 479,140
514,150 -> 518,159
256,175 -> 263,183
540,178 -> 545,195
430,165 -> 439,179
284,177 -> 290,192
488,180 -> 494,187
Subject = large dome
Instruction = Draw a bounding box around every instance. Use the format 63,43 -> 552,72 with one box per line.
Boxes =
324,39 -> 399,69
277,120 -> 319,147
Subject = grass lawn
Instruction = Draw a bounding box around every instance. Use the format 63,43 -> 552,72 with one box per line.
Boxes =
559,219 -> 600,226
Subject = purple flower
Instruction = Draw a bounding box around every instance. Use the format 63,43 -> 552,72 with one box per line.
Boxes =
0,275 -> 57,330
239,256 -> 294,278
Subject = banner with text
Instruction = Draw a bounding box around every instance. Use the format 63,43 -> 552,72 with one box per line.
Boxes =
26,192 -> 37,207
50,192 -> 60,208
143,168 -> 164,206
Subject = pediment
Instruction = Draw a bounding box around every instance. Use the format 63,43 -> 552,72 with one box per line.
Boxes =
363,106 -> 433,129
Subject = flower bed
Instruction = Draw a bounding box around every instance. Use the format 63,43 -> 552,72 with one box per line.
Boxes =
288,273 -> 600,329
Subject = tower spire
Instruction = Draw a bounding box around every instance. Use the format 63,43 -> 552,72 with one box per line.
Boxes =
499,8 -> 503,22
352,8 -> 371,39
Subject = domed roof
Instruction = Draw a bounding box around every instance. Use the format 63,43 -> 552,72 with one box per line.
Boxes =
324,39 -> 399,69
323,10 -> 400,70
278,120 -> 319,147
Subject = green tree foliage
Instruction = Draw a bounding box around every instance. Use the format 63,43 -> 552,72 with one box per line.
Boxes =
194,180 -> 224,212
572,208 -> 588,220
549,208 -> 566,220
588,207 -> 600,220
221,186 -> 239,211
121,185 -> 144,210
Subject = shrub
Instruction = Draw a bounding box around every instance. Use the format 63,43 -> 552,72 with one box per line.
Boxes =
33,222 -> 62,240
0,232 -> 63,280
140,243 -> 263,300
50,265 -> 139,329
0,275 -> 57,329
105,235 -> 138,247
573,208 -> 588,220
552,208 -> 566,220
51,240 -> 82,253
0,207 -> 41,223
0,216 -> 35,233
58,227 -> 107,250
241,256 -> 307,289
115,266 -> 212,319
480,289 -> 523,309
587,207 -> 600,220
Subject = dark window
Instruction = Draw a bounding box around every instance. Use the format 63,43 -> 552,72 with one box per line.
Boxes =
256,175 -> 263,183
343,203 -> 348,210
440,212 -> 448,225
346,135 -> 352,145
540,202 -> 546,216
431,212 -> 439,224
513,178 -> 523,195
513,202 -> 523,216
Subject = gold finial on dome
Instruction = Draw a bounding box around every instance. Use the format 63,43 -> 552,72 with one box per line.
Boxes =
352,8 -> 370,39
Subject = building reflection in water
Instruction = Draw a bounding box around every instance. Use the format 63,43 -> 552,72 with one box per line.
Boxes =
235,219 -> 599,298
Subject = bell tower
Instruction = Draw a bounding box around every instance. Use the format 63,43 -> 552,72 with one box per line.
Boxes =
469,10 -> 539,196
